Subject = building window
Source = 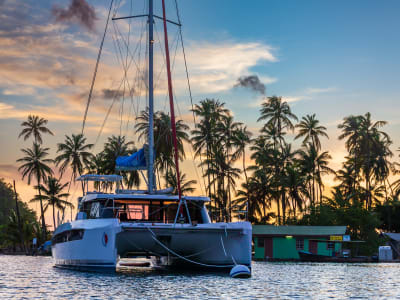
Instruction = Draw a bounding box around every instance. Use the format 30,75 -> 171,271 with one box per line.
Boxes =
296,238 -> 304,250
327,241 -> 335,250
257,238 -> 264,247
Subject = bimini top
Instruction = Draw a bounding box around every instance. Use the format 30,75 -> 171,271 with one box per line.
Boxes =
76,174 -> 123,182
81,193 -> 210,203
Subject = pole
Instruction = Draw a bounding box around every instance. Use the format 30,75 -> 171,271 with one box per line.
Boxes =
13,180 -> 25,253
148,0 -> 155,193
161,0 -> 183,207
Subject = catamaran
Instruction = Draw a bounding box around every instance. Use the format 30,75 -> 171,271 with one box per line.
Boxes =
51,0 -> 252,275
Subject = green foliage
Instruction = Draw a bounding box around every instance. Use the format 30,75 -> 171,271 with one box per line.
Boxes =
375,200 -> 400,232
0,179 -> 41,250
0,178 -> 16,225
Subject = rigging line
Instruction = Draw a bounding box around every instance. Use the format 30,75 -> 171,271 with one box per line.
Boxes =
82,0 -> 114,135
165,25 -> 205,195
126,5 -> 147,137
121,0 -> 133,137
174,0 -> 207,194
109,27 -> 128,138
153,23 -> 179,98
164,28 -> 180,112
113,19 -> 148,90
153,21 -> 168,95
151,33 -> 179,154
94,78 -> 124,146
112,20 -> 143,127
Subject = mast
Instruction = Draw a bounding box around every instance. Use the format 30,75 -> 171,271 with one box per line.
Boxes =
161,0 -> 186,222
148,0 -> 155,193
162,0 -> 182,200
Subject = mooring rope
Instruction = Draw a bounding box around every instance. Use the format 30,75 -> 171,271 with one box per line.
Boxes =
146,226 -> 235,268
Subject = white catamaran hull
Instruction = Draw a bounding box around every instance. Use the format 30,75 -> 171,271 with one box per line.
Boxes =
52,219 -> 251,271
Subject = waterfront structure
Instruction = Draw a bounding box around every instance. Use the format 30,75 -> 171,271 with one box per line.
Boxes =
381,232 -> 400,260
253,225 -> 347,260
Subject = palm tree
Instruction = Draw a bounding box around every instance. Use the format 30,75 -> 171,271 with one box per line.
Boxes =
136,110 -> 189,187
298,143 -> 334,207
281,163 -> 308,218
191,99 -> 228,201
338,113 -> 392,209
31,177 -> 73,230
258,96 -> 298,150
55,133 -> 94,191
18,115 -> 53,144
249,136 -> 278,220
258,96 -> 297,224
338,115 -> 363,192
166,171 -> 197,195
295,114 -> 328,150
17,143 -> 53,240
231,125 -> 252,216
234,178 -> 264,223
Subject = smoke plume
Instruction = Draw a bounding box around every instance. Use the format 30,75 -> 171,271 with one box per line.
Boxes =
52,0 -> 97,31
235,75 -> 266,95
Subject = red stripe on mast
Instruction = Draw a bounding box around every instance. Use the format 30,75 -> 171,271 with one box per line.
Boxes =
161,0 -> 183,211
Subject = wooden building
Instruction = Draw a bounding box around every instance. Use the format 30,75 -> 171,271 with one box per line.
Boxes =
253,225 -> 347,260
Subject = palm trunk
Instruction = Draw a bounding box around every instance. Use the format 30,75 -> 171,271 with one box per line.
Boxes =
52,204 -> 56,232
282,192 -> 286,224
37,174 -> 46,242
243,149 -> 250,221
276,195 -> 281,225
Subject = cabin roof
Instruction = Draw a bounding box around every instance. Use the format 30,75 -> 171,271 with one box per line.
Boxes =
253,225 -> 347,236
81,193 -> 210,202
76,174 -> 123,182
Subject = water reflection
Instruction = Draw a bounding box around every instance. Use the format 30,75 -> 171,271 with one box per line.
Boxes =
1,256 -> 400,299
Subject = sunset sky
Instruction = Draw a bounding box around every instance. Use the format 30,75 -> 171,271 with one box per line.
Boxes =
1,0 -> 400,225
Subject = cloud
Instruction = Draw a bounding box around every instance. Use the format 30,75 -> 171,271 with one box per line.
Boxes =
283,96 -> 304,103
102,88 -> 125,99
52,0 -> 97,32
305,87 -> 337,94
270,87 -> 337,106
173,41 -> 277,94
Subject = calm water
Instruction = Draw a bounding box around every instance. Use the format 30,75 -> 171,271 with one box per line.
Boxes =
1,255 -> 400,299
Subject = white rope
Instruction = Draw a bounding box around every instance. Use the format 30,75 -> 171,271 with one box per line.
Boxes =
146,226 -> 235,268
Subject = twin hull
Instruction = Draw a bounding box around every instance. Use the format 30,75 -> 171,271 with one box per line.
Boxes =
52,219 -> 252,271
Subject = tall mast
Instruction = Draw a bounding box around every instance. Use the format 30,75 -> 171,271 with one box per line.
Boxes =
161,0 -> 182,202
148,0 -> 155,193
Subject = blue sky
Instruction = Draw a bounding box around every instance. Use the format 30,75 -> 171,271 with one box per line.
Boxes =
1,0 -> 400,220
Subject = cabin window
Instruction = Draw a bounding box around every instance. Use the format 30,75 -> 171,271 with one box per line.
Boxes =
52,229 -> 84,245
90,202 -> 101,218
257,238 -> 264,247
327,241 -> 335,250
296,238 -> 304,250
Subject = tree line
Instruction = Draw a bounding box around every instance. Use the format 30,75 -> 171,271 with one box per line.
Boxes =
2,96 -> 400,253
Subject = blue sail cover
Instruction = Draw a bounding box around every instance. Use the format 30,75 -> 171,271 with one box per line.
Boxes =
116,148 -> 147,171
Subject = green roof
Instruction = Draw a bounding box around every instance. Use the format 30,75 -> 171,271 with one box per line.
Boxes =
252,225 -> 347,236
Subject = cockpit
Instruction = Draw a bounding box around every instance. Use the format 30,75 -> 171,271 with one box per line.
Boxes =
75,174 -> 211,224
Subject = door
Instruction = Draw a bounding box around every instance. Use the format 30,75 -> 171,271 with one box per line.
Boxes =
264,238 -> 273,259
309,240 -> 318,254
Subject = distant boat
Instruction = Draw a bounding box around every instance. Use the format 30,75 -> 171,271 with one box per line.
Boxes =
51,0 -> 252,274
